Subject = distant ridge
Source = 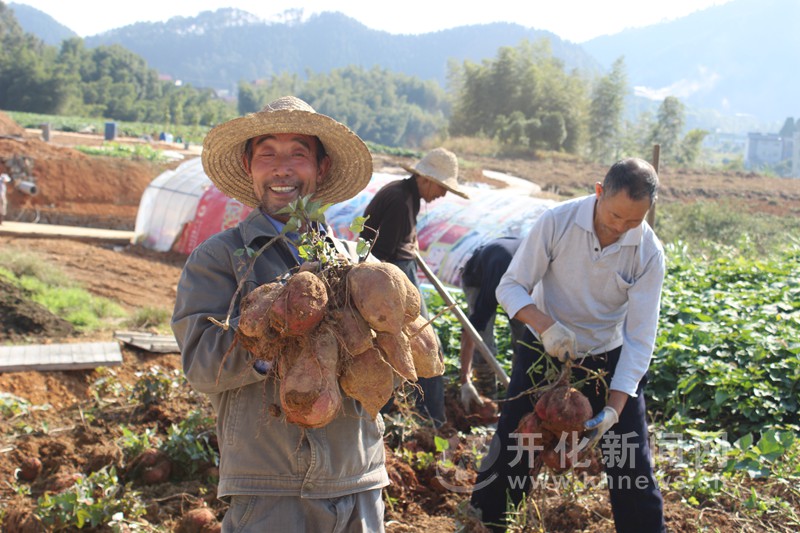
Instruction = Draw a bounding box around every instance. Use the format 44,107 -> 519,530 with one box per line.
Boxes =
10,0 -> 796,126
8,2 -> 77,46
81,9 -> 601,92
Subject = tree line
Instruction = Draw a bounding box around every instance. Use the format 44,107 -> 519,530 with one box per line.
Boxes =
0,2 -> 706,166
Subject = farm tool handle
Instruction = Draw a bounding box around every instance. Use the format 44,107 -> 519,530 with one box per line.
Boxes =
414,251 -> 510,387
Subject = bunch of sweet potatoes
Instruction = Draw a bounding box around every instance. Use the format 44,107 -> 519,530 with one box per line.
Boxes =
237,261 -> 443,428
516,384 -> 602,475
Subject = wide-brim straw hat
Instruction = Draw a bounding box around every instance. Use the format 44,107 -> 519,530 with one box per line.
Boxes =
202,96 -> 373,208
401,147 -> 469,199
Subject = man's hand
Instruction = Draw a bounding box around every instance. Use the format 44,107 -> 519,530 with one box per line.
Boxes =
460,381 -> 482,410
584,406 -> 619,448
540,321 -> 578,362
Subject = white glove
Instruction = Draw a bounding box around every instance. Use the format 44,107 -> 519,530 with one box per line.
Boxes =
460,381 -> 482,410
540,322 -> 578,362
584,406 -> 619,448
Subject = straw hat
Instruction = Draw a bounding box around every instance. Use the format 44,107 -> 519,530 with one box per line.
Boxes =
402,147 -> 469,199
201,96 -> 373,208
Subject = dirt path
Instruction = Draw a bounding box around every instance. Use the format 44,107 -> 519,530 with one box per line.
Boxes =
0,234 -> 185,312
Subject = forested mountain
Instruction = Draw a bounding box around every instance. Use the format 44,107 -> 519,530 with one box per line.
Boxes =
81,9 -> 601,94
11,0 -> 795,127
7,2 -> 75,46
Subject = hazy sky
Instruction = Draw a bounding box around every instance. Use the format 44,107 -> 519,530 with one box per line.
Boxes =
10,0 -> 733,43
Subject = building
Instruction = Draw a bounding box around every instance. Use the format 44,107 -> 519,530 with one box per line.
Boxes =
745,132 -> 794,176
793,131 -> 800,178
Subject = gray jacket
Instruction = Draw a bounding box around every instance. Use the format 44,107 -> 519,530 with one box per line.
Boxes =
172,209 -> 389,499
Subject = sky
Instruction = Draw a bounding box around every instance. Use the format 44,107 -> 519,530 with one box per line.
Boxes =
10,0 -> 734,43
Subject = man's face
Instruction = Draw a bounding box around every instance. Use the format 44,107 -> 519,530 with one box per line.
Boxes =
593,182 -> 651,247
418,176 -> 448,202
244,133 -> 330,221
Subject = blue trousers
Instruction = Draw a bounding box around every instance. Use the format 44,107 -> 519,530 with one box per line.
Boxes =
470,329 -> 665,532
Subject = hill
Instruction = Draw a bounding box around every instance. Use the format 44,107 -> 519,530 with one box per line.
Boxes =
6,2 -> 76,46
10,0 -> 796,129
82,10 -> 600,92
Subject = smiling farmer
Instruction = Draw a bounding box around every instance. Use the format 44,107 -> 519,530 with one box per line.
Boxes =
172,96 -> 389,532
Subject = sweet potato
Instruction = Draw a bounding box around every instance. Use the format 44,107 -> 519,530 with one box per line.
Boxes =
516,385 -> 596,475
339,346 -> 395,418
236,327 -> 284,362
516,411 -> 558,450
16,456 -> 42,482
178,507 -> 221,533
270,271 -> 328,337
127,448 -> 172,485
347,262 -> 409,334
541,447 -> 569,472
535,385 -> 593,433
238,281 -> 282,338
329,306 -> 374,356
375,330 -> 417,382
404,315 -> 443,378
279,326 -> 342,428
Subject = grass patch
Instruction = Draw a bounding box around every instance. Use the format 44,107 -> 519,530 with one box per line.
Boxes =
0,248 -> 126,332
656,200 -> 800,256
440,135 -> 501,158
5,110 -> 210,144
0,250 -> 70,286
125,307 -> 173,333
73,142 -> 167,162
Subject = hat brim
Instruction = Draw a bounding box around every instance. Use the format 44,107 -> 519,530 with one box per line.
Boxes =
402,165 -> 470,200
202,108 -> 373,208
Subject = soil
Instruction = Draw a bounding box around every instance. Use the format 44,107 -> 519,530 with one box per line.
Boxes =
0,109 -> 790,531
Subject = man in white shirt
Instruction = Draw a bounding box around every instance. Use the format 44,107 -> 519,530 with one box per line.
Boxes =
470,158 -> 666,532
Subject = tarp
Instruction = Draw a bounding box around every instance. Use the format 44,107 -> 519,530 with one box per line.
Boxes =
133,158 -> 211,252
133,159 -> 555,286
133,158 -> 253,254
325,174 -> 555,286
172,185 -> 253,255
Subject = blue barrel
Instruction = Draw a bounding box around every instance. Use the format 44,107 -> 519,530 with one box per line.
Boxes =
104,122 -> 117,141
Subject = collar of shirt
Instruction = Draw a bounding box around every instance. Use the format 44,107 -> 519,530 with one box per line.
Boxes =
263,212 -> 301,262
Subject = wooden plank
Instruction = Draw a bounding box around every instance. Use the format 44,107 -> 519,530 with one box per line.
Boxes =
113,331 -> 180,354
0,342 -> 122,373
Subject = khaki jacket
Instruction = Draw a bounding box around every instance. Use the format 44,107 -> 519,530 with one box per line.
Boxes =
172,209 -> 388,498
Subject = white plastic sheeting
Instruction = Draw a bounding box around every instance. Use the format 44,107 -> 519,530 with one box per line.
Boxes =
326,173 -> 555,286
133,163 -> 555,287
133,158 -> 211,252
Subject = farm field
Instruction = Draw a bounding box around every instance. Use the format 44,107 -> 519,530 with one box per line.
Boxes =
1,110 -> 799,531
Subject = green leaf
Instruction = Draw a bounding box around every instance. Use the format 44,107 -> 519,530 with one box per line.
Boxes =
356,239 -> 370,258
283,219 -> 301,235
350,215 -> 369,234
734,433 -> 754,451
